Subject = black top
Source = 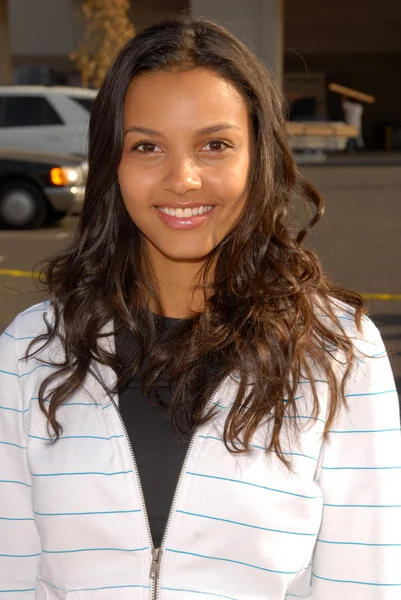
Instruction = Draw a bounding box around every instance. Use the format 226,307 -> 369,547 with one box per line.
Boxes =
115,317 -> 191,548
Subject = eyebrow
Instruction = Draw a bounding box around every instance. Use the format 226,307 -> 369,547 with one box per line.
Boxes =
124,123 -> 240,136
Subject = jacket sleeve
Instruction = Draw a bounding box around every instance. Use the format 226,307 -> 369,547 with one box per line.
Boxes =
311,318 -> 401,599
0,319 -> 40,599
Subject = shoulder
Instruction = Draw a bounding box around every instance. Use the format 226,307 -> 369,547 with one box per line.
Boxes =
1,300 -> 53,353
332,299 -> 381,347
1,301 -> 61,391
315,297 -> 384,359
325,300 -> 393,395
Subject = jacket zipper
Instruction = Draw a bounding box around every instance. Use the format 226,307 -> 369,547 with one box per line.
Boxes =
88,365 -> 157,597
43,311 -> 52,332
150,381 -> 225,600
42,313 -> 226,599
96,365 -> 225,600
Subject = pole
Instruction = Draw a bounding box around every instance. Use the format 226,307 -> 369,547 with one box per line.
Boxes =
0,0 -> 12,84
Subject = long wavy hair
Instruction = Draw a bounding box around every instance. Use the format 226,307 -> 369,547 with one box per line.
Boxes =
29,16 -> 366,465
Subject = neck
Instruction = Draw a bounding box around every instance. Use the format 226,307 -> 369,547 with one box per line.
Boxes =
148,250 -> 208,319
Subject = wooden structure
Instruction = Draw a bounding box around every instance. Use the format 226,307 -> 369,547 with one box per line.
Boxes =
328,83 -> 376,105
287,122 -> 358,153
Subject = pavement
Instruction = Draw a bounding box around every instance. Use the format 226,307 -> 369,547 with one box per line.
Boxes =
0,163 -> 400,400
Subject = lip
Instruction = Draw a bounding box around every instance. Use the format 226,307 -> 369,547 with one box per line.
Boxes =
154,206 -> 215,230
155,203 -> 213,209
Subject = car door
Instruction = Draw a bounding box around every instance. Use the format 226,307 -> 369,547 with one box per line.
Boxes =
0,95 -> 68,155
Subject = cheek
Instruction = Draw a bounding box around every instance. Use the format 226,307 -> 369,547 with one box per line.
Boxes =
117,163 -> 156,209
206,156 -> 250,205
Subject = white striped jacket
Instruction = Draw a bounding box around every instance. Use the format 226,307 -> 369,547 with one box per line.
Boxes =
0,301 -> 400,600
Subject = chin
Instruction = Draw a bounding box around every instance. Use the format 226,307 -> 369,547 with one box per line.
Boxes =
166,250 -> 211,262
159,244 -> 214,263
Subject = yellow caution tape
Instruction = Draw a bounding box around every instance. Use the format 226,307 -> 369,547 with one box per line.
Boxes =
0,268 -> 40,279
361,293 -> 401,301
0,268 -> 400,300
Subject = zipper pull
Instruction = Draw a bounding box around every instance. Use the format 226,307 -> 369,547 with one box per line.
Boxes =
150,547 -> 163,579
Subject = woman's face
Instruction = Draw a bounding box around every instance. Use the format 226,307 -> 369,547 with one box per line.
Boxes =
118,67 -> 252,265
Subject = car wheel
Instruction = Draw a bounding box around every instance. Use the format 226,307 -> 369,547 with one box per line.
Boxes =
0,182 -> 48,229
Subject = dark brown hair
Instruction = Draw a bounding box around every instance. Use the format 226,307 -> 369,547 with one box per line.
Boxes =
28,16 -> 365,466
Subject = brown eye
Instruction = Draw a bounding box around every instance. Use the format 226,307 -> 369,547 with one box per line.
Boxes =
133,142 -> 161,153
204,140 -> 231,152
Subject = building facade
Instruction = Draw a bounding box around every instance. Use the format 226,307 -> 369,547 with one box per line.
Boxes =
2,0 -> 401,149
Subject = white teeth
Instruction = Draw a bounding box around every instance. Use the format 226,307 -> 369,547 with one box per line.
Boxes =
158,205 -> 212,217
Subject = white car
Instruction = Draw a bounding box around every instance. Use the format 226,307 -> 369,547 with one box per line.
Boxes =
0,86 -> 97,157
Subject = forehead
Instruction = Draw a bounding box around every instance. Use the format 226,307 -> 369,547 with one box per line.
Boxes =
123,68 -> 249,128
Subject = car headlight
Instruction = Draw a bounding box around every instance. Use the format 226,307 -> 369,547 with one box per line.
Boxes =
50,167 -> 82,186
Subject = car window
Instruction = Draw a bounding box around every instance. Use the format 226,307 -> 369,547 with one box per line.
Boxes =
0,96 -> 63,127
69,97 -> 95,113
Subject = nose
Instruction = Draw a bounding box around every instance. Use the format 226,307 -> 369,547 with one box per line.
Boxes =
162,156 -> 202,195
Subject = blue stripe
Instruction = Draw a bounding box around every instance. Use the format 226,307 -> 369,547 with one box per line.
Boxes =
0,405 -> 26,413
316,314 -> 355,323
312,573 -> 401,587
0,368 -> 18,376
34,509 -> 141,517
166,548 -> 298,575
72,585 -> 150,592
317,538 -> 401,547
0,479 -> 31,487
68,402 -> 102,407
345,389 -> 397,397
28,434 -> 124,442
0,552 -> 40,558
66,402 -> 102,407
176,510 -> 316,537
213,395 -> 304,410
372,350 -> 388,358
31,397 -> 103,407
0,440 -> 26,449
42,546 -> 148,554
103,402 -> 113,410
0,516 -> 34,521
329,428 -> 400,434
21,364 -> 54,377
3,331 -> 37,341
285,595 -> 311,598
161,587 -> 238,600
38,579 -> 150,592
0,589 -> 35,593
211,402 -> 233,409
322,465 -> 401,471
197,436 -> 318,462
324,502 -> 401,508
187,472 -> 321,499
32,470 -> 132,477
283,415 -> 325,424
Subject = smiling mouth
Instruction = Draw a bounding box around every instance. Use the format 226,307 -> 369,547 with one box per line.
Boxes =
156,205 -> 213,217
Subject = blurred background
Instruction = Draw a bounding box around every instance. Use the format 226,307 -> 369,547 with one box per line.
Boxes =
0,0 -> 400,400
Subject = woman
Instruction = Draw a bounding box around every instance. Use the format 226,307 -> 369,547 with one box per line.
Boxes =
0,17 -> 400,600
